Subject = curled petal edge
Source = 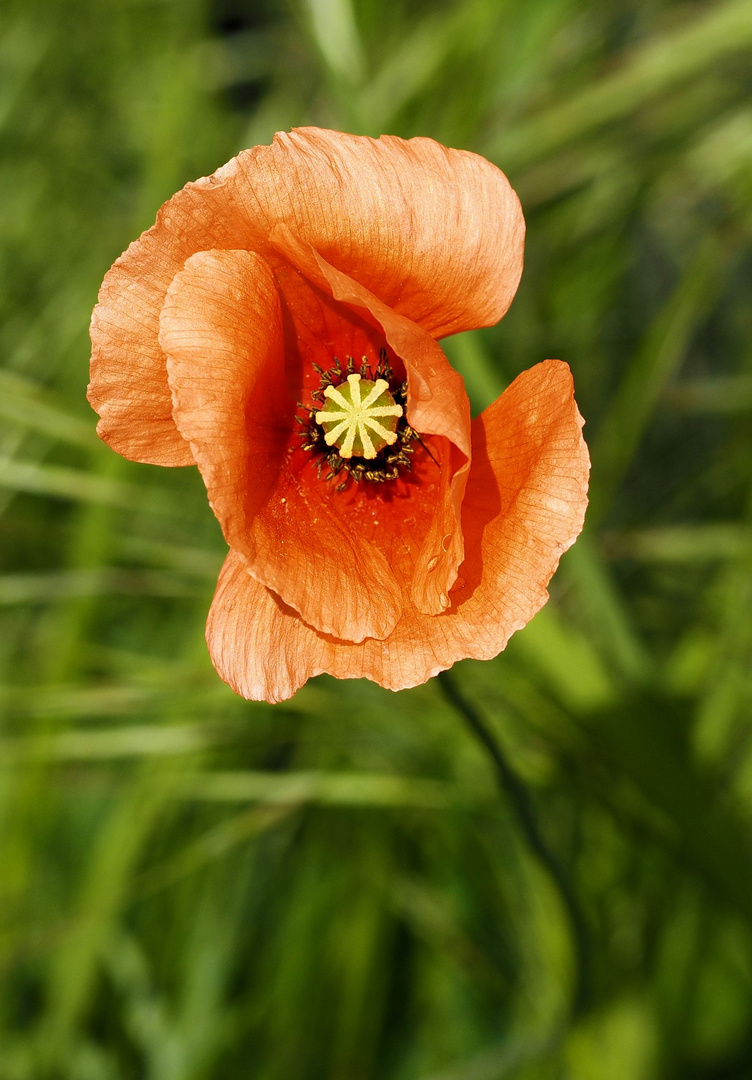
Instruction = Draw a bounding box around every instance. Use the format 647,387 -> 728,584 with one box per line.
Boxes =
207,360 -> 590,702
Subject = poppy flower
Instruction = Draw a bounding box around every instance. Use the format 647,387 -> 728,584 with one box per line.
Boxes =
88,128 -> 589,703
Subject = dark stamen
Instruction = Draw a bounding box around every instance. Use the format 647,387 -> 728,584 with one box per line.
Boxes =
298,354 -> 426,489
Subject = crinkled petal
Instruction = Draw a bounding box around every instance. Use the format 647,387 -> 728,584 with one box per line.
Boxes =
207,360 -> 590,702
229,127 -> 525,338
270,224 -> 471,616
88,168 -> 258,464
89,129 -> 523,464
160,248 -> 402,644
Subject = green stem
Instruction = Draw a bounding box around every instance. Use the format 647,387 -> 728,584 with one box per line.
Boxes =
437,669 -> 591,1018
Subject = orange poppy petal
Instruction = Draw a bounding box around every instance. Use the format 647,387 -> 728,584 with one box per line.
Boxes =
89,129 -> 523,464
160,248 -> 402,644
229,128 -> 525,338
269,224 -> 471,616
88,167 -> 259,465
160,248 -> 290,516
207,360 -> 590,702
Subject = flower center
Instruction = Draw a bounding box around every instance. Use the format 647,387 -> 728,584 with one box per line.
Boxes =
314,373 -> 403,460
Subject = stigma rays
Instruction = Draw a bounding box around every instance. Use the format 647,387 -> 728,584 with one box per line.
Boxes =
315,373 -> 403,459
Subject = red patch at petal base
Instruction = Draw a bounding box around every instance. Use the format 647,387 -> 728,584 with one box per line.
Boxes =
269,225 -> 471,618
206,360 -> 590,702
161,248 -> 403,644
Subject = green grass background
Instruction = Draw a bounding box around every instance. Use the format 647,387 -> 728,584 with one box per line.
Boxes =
2,0 -> 752,1075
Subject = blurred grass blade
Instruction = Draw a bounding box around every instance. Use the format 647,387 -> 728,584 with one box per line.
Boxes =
0,456 -> 142,509
418,1030 -> 560,1080
0,371 -> 100,449
0,723 -> 235,762
605,524 -> 752,562
305,0 -> 364,82
491,0 -> 752,166
563,531 -> 652,685
179,769 -> 456,809
0,456 -> 202,520
0,568 -> 207,605
357,12 -> 455,128
38,771 -> 174,1065
665,375 -> 752,413
116,535 -> 221,575
136,805 -> 294,896
507,605 -> 617,712
441,329 -> 506,414
588,238 -> 723,523
0,16 -> 49,130
0,682 -> 228,720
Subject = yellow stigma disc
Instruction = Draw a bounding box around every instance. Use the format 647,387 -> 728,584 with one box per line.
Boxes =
315,374 -> 403,460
